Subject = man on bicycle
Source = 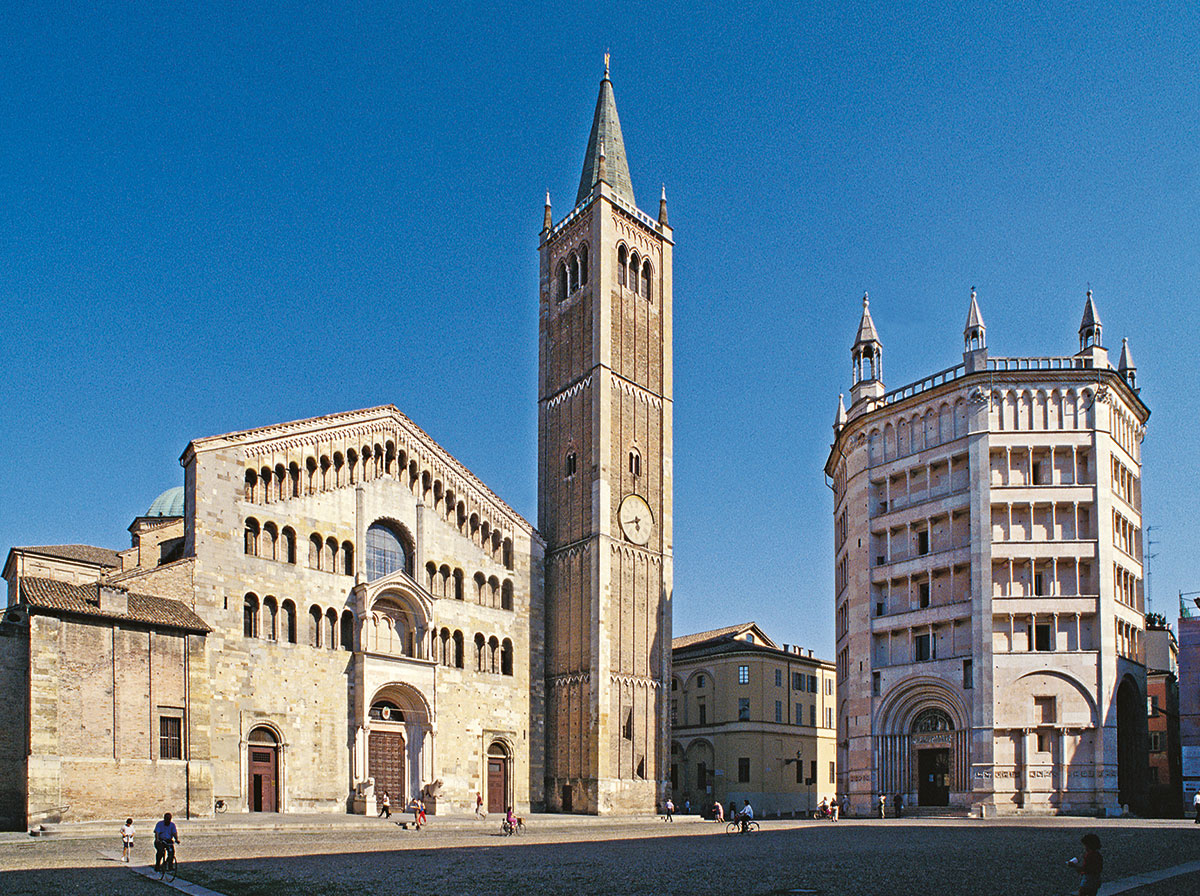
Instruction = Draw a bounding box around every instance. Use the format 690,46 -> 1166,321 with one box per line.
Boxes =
153,812 -> 180,872
737,799 -> 754,832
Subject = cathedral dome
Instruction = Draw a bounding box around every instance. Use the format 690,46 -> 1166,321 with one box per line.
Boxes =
146,486 -> 185,518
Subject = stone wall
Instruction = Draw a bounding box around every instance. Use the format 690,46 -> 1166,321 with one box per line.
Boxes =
24,614 -> 211,824
0,617 -> 29,829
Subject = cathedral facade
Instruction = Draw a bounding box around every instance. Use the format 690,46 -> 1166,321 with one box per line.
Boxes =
827,291 -> 1150,815
0,67 -> 671,828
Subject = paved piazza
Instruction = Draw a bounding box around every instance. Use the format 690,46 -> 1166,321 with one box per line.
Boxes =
1,816 -> 1198,896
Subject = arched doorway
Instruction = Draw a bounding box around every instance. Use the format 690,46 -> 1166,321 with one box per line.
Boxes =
486,741 -> 511,815
1116,676 -> 1146,812
247,726 -> 279,813
911,708 -> 954,807
369,699 -> 407,813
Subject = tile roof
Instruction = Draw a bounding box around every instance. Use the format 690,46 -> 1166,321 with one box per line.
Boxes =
19,577 -> 210,633
15,544 -> 122,567
672,622 -> 771,651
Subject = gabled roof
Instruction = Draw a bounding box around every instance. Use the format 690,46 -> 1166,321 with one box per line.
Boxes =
854,293 -> 880,346
672,622 -> 777,651
184,404 -> 535,537
576,66 -> 636,209
19,577 -> 210,633
11,544 -> 122,568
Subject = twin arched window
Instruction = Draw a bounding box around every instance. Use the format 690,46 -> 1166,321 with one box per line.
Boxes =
556,243 -> 589,302
617,245 -> 652,299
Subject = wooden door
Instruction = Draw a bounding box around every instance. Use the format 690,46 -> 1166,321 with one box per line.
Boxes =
487,758 -> 508,814
917,748 -> 950,806
369,731 -> 406,810
248,746 -> 278,812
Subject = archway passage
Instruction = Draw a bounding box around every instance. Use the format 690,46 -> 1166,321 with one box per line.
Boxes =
1116,676 -> 1146,811
247,727 -> 279,813
487,742 -> 510,814
370,730 -> 406,811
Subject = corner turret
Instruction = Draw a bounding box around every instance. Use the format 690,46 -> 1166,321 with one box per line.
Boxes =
850,292 -> 885,407
1076,289 -> 1109,367
1118,338 -> 1138,391
963,288 -> 988,372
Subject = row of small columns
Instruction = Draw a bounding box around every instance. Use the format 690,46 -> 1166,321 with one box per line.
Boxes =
992,557 -> 1092,597
991,502 -> 1093,541
991,445 -> 1091,486
996,613 -> 1088,652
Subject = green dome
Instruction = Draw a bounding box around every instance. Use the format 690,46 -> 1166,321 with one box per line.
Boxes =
146,486 -> 185,518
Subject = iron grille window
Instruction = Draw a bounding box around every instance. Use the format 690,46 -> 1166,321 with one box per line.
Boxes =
738,758 -> 750,783
775,700 -> 782,723
738,698 -> 750,721
159,716 -> 183,760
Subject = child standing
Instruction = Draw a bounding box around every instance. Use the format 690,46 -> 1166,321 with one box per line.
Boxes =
120,818 -> 135,863
1067,833 -> 1103,896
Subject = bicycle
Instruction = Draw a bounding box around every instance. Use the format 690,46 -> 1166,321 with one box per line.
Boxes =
157,842 -> 178,883
501,817 -> 525,836
725,819 -> 759,835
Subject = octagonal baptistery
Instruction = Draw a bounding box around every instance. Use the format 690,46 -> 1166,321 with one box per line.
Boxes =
826,290 -> 1149,816
182,405 -> 544,817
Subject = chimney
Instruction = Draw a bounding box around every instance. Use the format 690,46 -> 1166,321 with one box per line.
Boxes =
99,585 -> 128,616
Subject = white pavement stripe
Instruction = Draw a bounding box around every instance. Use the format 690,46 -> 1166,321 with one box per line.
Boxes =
100,849 -> 230,896
1099,859 -> 1200,895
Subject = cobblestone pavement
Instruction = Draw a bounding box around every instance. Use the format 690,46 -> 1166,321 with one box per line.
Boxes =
1,816 -> 1198,896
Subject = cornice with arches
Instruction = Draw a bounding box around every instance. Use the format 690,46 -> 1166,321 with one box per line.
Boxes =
611,212 -> 663,257
609,542 -> 663,565
611,373 -> 663,409
547,671 -> 591,688
545,374 -> 592,410
609,673 -> 661,689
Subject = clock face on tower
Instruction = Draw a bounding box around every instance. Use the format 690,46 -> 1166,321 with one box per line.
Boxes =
618,494 -> 654,546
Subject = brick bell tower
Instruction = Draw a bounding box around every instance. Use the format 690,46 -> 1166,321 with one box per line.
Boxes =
538,58 -> 674,814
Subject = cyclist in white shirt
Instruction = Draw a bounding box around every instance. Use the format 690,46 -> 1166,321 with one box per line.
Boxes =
738,800 -> 754,832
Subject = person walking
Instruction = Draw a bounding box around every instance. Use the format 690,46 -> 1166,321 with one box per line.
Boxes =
840,793 -> 849,818
417,798 -> 427,827
1193,788 -> 1200,823
877,794 -> 886,819
683,799 -> 690,815
378,790 -> 391,818
1067,833 -> 1103,896
475,792 -> 485,818
120,818 -> 135,863
664,798 -> 674,821
713,800 -> 724,822
831,797 -> 839,821
893,792 -> 903,818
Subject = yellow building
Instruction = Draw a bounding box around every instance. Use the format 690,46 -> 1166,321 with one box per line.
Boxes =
670,624 -> 836,817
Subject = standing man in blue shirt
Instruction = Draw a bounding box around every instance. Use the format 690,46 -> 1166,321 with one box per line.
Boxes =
153,812 -> 180,872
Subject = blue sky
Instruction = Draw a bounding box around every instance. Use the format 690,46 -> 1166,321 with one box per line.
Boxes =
2,3 -> 1198,658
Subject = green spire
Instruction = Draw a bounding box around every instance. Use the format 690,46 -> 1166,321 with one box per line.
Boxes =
576,59 -> 636,208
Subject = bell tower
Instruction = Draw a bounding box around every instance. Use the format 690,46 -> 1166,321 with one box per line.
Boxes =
538,60 -> 674,814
